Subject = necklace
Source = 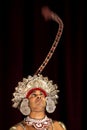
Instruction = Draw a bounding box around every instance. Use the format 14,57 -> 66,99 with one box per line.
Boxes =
24,115 -> 52,130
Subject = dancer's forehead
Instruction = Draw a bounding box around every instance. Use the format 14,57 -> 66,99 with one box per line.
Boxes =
26,88 -> 47,98
29,90 -> 46,98
30,90 -> 44,94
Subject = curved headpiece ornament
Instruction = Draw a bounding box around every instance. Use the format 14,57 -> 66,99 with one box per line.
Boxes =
12,6 -> 64,115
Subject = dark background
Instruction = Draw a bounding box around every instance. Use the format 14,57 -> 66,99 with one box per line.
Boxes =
0,0 -> 86,130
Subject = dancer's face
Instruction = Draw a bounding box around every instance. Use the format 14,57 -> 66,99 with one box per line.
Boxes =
28,90 -> 46,112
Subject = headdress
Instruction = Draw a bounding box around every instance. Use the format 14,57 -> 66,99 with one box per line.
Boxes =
11,6 -> 64,115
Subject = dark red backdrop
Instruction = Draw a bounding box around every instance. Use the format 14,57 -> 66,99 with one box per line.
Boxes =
0,0 -> 86,130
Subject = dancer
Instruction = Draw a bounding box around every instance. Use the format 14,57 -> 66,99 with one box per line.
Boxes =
9,6 -> 66,130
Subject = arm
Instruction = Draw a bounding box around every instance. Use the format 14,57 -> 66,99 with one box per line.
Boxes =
9,126 -> 24,130
53,121 -> 66,130
9,122 -> 25,130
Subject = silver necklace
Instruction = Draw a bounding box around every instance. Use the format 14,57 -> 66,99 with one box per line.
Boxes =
24,115 -> 52,130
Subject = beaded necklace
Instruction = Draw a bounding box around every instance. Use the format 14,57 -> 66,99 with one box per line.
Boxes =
24,116 -> 52,130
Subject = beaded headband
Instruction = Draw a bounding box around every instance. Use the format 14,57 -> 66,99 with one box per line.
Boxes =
12,6 -> 64,110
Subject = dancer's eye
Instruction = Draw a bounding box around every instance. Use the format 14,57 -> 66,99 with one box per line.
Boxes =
31,93 -> 37,97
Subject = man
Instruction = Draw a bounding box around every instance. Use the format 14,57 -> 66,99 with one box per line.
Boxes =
9,74 -> 66,130
10,6 -> 66,130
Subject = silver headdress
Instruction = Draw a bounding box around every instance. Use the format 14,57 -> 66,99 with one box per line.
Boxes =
12,6 -> 64,115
